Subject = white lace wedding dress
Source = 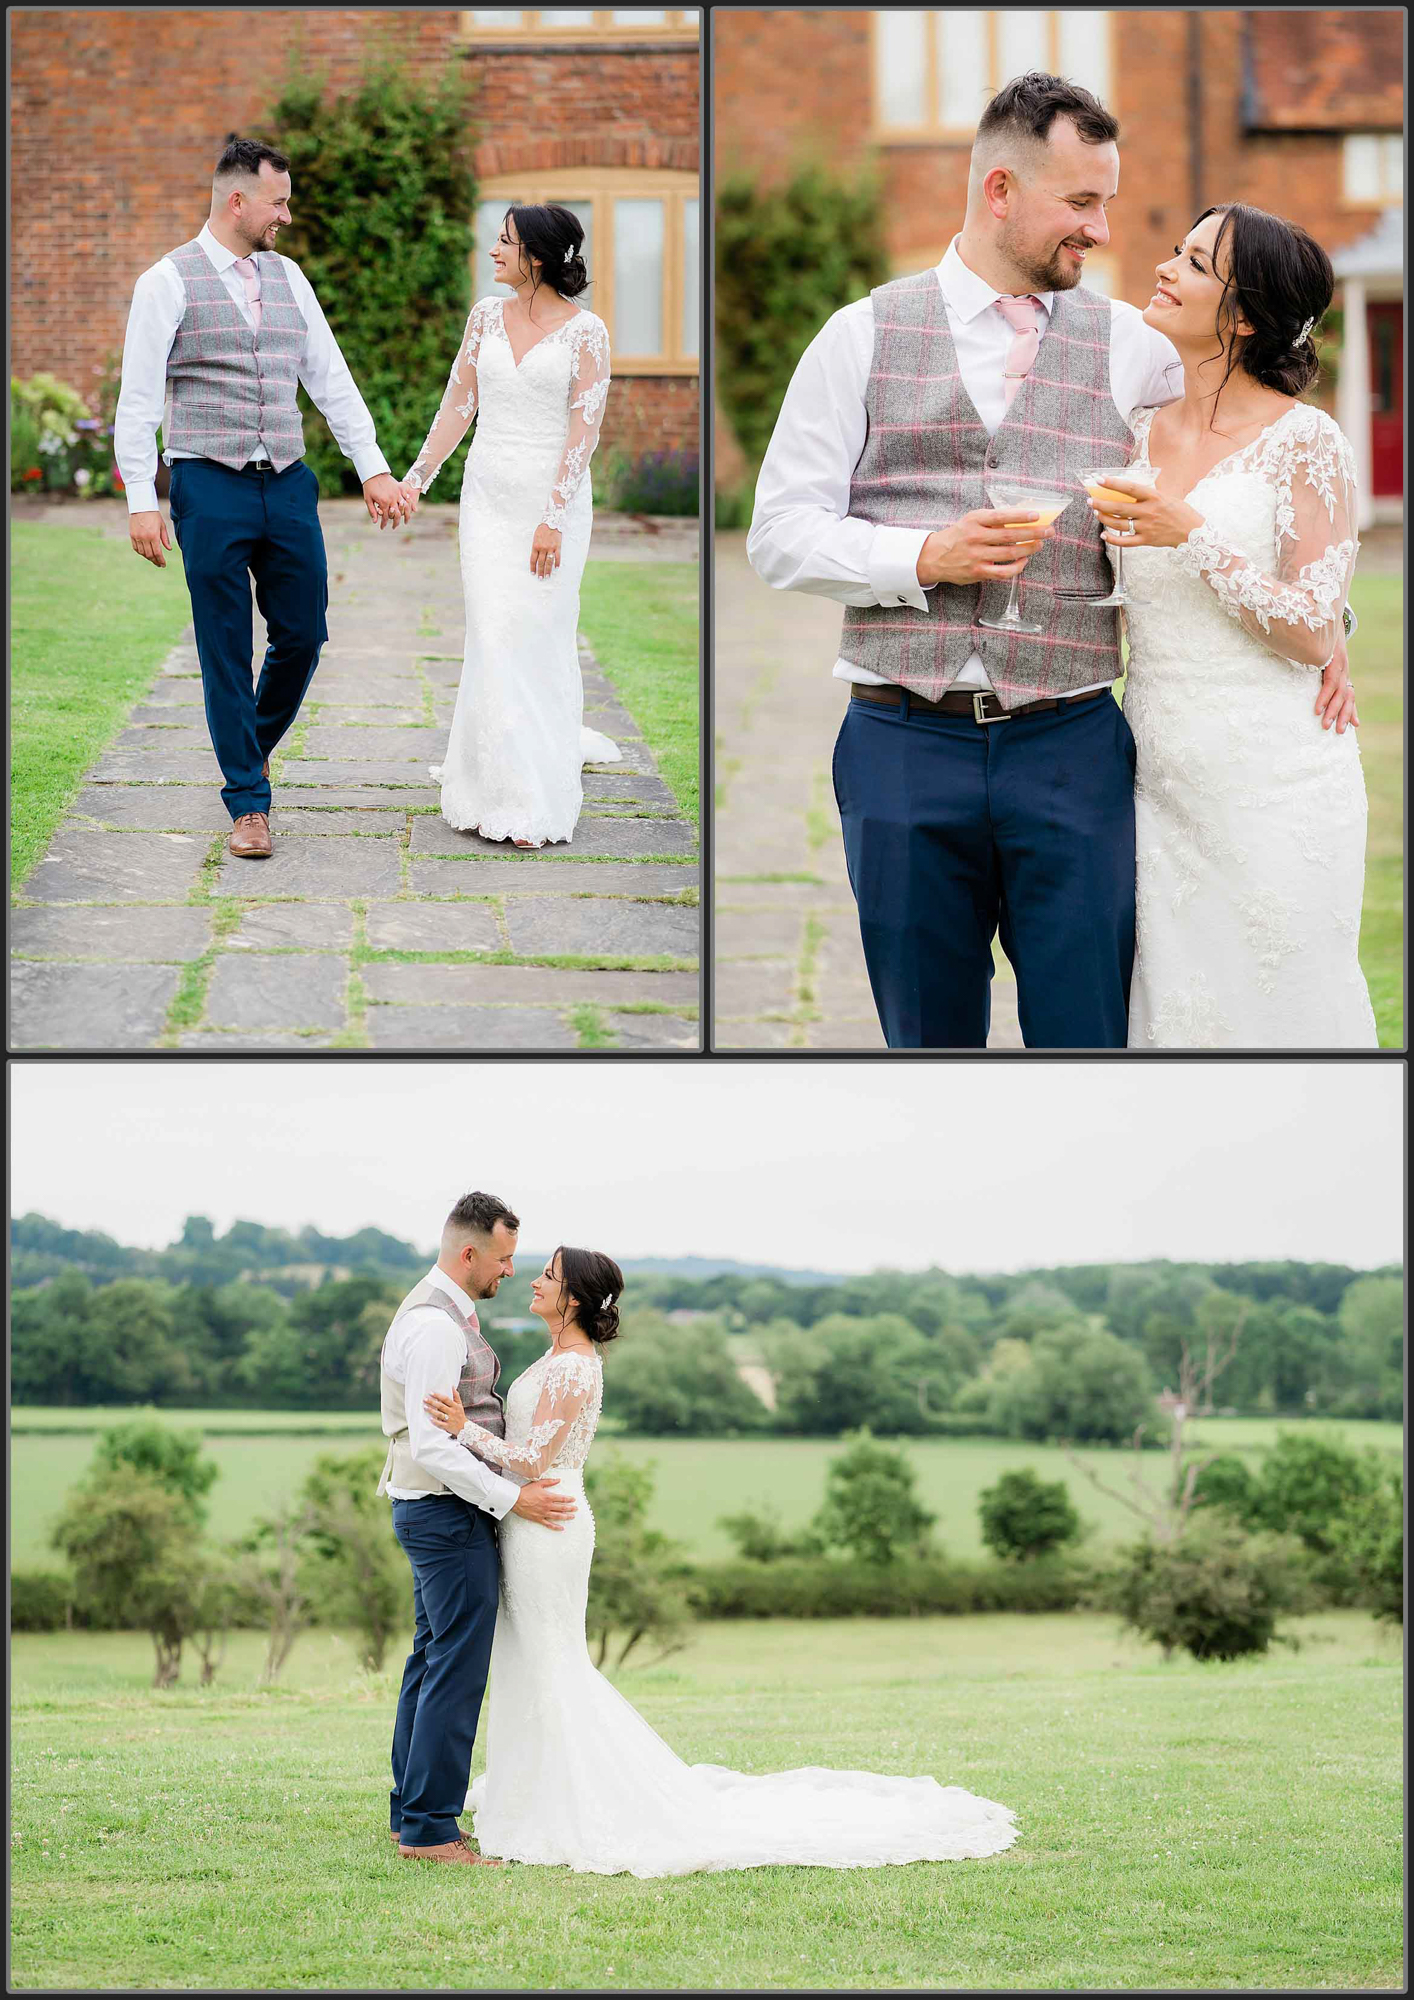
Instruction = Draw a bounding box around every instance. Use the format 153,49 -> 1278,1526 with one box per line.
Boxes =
1120,404 -> 1378,1047
406,296 -> 621,846
451,1346 -> 1018,1877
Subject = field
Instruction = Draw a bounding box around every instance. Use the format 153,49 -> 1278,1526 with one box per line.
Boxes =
11,1413 -> 1401,1569
1348,573 -> 1403,1046
9,1611 -> 1401,1990
579,560 -> 700,823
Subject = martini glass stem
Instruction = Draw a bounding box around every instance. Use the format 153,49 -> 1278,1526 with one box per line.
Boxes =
1000,570 -> 1024,626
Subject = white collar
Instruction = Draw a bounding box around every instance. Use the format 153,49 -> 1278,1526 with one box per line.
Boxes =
199,221 -> 250,273
426,1264 -> 480,1322
938,237 -> 1054,324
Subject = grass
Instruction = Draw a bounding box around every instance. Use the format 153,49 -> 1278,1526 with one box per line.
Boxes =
9,1611 -> 1401,1989
1347,573 -> 1403,1046
10,521 -> 194,890
10,1416 -> 1400,1570
579,560 -> 699,824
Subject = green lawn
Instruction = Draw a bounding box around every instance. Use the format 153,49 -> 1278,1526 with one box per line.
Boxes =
1348,573 -> 1404,1046
10,520 -> 193,891
579,560 -> 699,823
9,1611 -> 1401,1989
10,1416 -> 1400,1570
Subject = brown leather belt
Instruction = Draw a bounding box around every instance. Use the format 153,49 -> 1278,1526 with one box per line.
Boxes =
849,682 -> 1113,726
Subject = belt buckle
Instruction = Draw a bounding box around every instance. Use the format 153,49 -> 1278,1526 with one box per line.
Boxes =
972,692 -> 1011,725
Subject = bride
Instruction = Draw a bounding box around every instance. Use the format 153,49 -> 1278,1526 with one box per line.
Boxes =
394,204 -> 620,848
423,1252 -> 1018,1877
1089,201 -> 1378,1048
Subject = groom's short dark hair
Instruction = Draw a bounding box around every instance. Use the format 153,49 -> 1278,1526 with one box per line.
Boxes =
978,72 -> 1119,150
213,136 -> 290,189
447,1191 -> 520,1240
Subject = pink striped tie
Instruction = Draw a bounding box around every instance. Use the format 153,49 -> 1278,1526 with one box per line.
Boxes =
995,294 -> 1042,409
233,255 -> 263,335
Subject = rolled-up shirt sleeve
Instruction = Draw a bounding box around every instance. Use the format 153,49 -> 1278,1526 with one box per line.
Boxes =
747,304 -> 931,611
284,258 -> 390,485
400,1314 -> 520,1518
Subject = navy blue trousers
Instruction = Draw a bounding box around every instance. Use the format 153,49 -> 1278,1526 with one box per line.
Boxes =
832,690 -> 1137,1049
389,1496 -> 500,1849
167,457 -> 328,819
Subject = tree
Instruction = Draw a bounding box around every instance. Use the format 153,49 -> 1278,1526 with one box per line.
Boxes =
96,1420 -> 219,1525
992,1323 -> 1156,1444
1189,1453 -> 1261,1524
1327,1469 -> 1402,1623
236,1501 -> 318,1684
298,1446 -> 407,1672
1247,1430 -> 1384,1554
978,1469 -> 1082,1562
584,1453 -> 691,1670
811,1432 -> 936,1566
1109,1518 -> 1308,1662
52,1473 -> 204,1687
262,58 -> 478,494
606,1314 -> 767,1435
1332,1277 -> 1404,1417
767,1315 -> 966,1435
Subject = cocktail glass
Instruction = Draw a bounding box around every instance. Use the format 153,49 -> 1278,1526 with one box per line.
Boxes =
975,480 -> 1072,636
1077,464 -> 1161,608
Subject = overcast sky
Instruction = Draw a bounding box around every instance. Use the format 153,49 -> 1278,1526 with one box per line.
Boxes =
8,1061 -> 1403,1275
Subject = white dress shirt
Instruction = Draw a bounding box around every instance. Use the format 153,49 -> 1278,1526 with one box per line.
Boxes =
747,237 -> 1186,694
381,1266 -> 520,1516
114,221 -> 390,514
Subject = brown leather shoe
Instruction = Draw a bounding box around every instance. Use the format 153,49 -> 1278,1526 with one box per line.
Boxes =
229,812 -> 272,858
398,1834 -> 502,1866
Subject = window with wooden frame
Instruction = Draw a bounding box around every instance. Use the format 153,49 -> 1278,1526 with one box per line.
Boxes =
1341,133 -> 1403,207
474,171 -> 700,374
872,10 -> 1112,141
462,9 -> 698,42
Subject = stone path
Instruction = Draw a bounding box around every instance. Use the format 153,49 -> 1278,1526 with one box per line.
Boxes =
713,534 -> 1021,1050
11,502 -> 700,1050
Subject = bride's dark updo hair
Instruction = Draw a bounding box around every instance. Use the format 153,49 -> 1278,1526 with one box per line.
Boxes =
1197,202 -> 1333,402
507,203 -> 590,302
553,1246 -> 623,1346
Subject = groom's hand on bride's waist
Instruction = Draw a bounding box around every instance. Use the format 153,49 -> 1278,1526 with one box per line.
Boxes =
917,509 -> 1056,588
511,1477 -> 577,1530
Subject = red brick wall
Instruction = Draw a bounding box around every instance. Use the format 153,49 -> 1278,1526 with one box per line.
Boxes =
10,10 -> 699,459
712,9 -> 876,186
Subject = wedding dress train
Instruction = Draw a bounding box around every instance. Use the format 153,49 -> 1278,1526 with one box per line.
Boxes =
1121,403 -> 1377,1048
407,296 -> 620,847
453,1348 -> 1019,1877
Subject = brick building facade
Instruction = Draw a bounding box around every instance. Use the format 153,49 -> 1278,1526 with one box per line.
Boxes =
714,8 -> 1402,518
10,8 -> 700,467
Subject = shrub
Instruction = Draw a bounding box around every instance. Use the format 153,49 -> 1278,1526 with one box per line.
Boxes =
811,1432 -> 936,1565
298,1446 -> 407,1672
686,1553 -> 1091,1620
1327,1470 -> 1402,1623
11,372 -> 117,496
1188,1452 -> 1261,1523
1248,1430 -> 1384,1553
585,1452 -> 692,1670
715,167 -> 888,474
602,448 -> 700,517
978,1468 -> 1082,1562
52,1471 -> 209,1686
1107,1518 -> 1309,1662
717,1504 -> 824,1562
11,1569 -> 75,1632
260,58 -> 477,496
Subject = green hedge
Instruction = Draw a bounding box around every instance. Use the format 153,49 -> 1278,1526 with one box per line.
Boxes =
683,1554 -> 1094,1619
715,167 -> 888,477
11,1570 -> 78,1631
259,60 -> 478,496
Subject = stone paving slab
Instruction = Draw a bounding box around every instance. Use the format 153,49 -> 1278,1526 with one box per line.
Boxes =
10,962 -> 183,1049
12,503 -> 699,1050
714,535 -> 1019,1051
364,1005 -> 581,1049
408,858 -> 697,897
11,905 -> 213,962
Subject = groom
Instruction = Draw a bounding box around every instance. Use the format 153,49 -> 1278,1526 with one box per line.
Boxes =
114,136 -> 410,860
376,1189 -> 576,1865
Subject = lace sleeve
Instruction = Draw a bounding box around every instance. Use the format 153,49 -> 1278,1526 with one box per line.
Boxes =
1173,408 -> 1359,670
543,315 -> 610,531
404,300 -> 494,494
456,1351 -> 599,1480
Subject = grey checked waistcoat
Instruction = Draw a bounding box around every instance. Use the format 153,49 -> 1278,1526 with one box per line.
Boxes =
376,1276 -> 506,1497
840,271 -> 1134,709
162,239 -> 307,472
